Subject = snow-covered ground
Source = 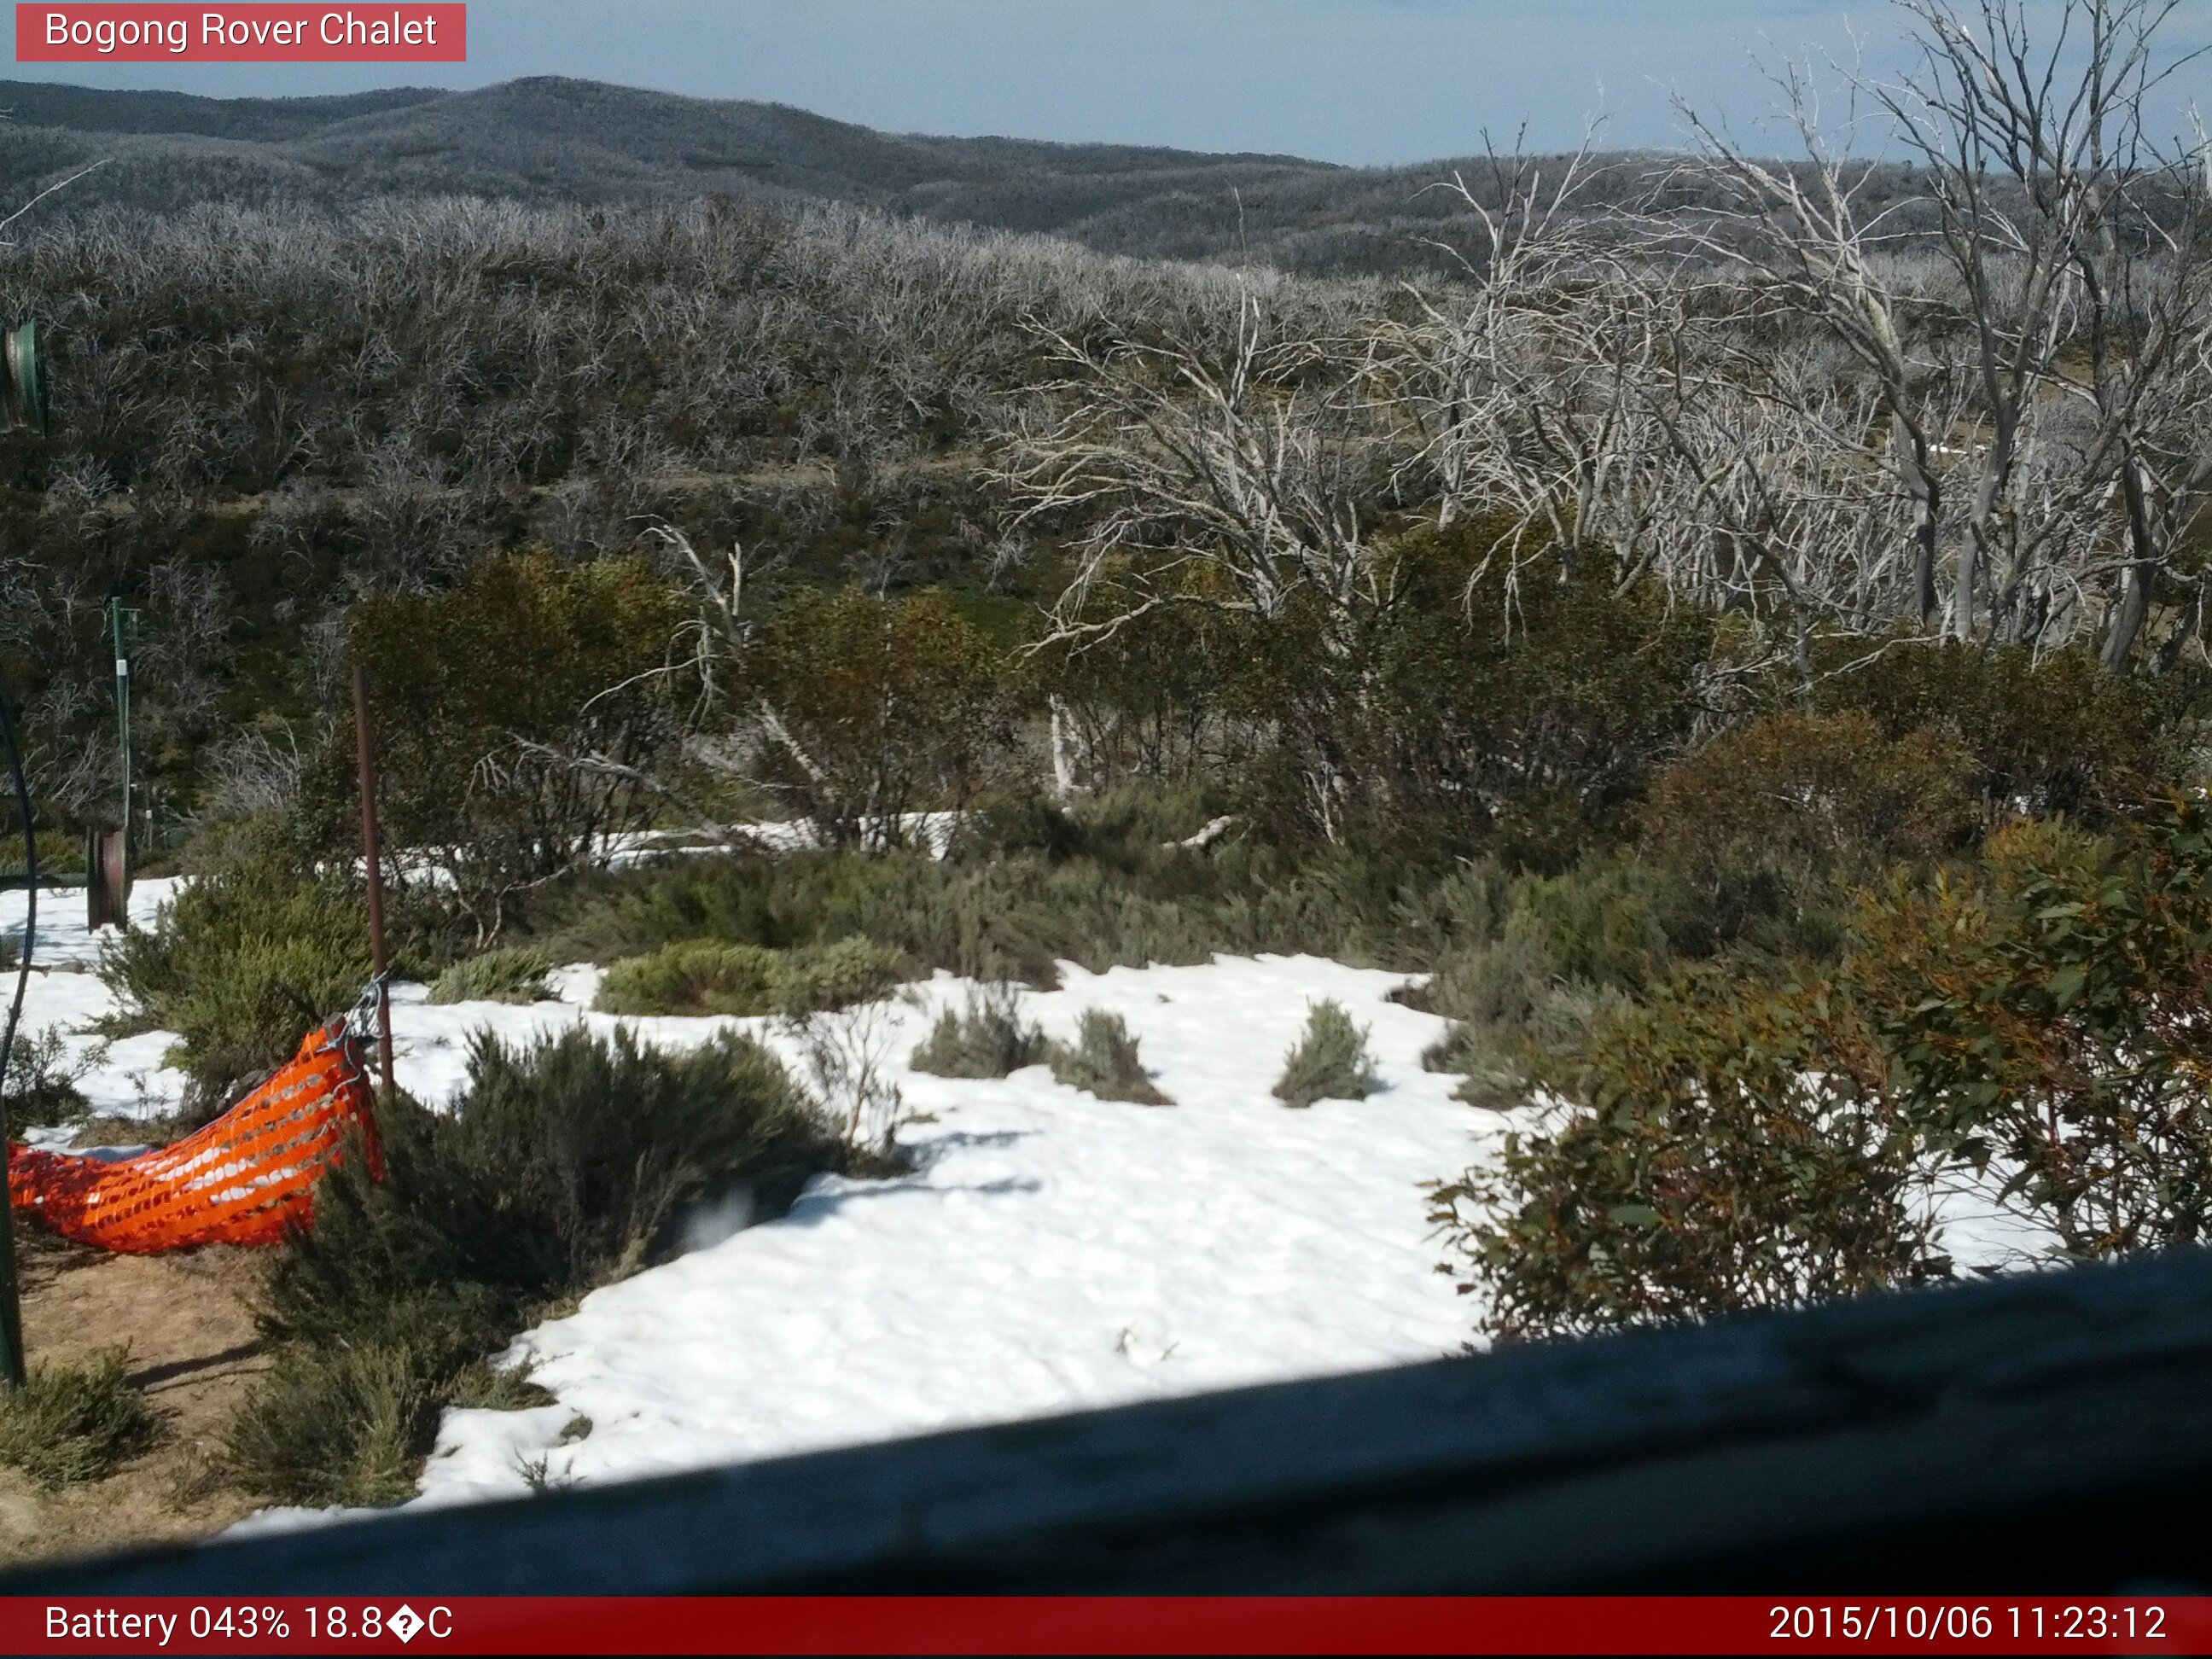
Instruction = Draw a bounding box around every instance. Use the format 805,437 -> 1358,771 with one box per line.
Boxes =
3,877 -> 190,1137
4,871 -> 2053,1540
8,878 -> 1511,1531
391,954 -> 1497,1515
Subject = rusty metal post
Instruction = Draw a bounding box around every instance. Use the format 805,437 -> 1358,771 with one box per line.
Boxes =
352,661 -> 393,1097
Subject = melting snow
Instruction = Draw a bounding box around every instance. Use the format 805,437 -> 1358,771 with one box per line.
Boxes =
1,874 -> 2052,1540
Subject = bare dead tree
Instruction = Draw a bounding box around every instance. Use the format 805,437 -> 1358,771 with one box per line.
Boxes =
1669,0 -> 2212,667
992,291 -> 1405,837
1383,133 -> 1681,596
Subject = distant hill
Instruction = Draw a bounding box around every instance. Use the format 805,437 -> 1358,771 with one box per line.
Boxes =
0,75 -> 1665,276
0,79 -> 443,141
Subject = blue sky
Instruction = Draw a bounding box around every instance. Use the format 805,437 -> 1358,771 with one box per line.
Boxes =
9,1 -> 2209,165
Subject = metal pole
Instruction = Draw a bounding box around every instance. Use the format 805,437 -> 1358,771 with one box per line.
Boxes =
352,662 -> 393,1097
110,596 -> 131,874
0,684 -> 35,1389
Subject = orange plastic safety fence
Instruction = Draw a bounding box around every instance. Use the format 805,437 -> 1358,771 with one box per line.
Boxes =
7,1017 -> 385,1254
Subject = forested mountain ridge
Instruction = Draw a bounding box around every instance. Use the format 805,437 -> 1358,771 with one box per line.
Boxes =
0,75 -> 1630,276
0,79 -> 445,140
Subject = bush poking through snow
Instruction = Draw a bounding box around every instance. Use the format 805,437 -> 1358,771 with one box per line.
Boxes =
1272,1000 -> 1378,1108
911,982 -> 1046,1078
783,997 -> 914,1163
774,937 -> 906,1016
1048,1010 -> 1171,1104
428,946 -> 554,1006
0,1351 -> 162,1488
595,940 -> 783,1016
2,1027 -> 90,1126
595,936 -> 907,1018
230,1026 -> 849,1507
445,1359 -> 557,1412
1428,967 -> 1948,1342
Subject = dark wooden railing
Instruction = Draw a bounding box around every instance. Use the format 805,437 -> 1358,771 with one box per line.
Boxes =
17,1248 -> 2212,1594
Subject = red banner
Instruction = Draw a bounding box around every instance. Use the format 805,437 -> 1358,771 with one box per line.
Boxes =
15,4 -> 465,62
3,1597 -> 2209,1655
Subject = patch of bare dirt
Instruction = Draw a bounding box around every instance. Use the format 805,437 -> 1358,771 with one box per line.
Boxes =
0,1226 -> 270,1569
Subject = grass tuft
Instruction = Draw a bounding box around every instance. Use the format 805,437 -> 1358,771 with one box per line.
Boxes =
1272,1000 -> 1379,1108
910,983 -> 1046,1079
224,1344 -> 432,1510
428,946 -> 554,1006
0,1351 -> 163,1488
1047,1010 -> 1171,1104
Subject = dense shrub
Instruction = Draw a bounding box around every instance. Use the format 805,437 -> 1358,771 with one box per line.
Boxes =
1440,794 -> 2212,1339
98,829 -> 369,1114
1812,640 -> 2186,822
1022,608 -> 1261,790
1851,803 -> 2212,1258
1272,1000 -> 1378,1107
911,983 -> 1046,1079
336,551 -> 689,948
1413,856 -> 1691,1108
1325,534 -> 1716,864
0,1352 -> 163,1488
1641,707 -> 1978,892
594,936 -> 905,1017
1431,969 -> 1948,1340
1048,1010 -> 1171,1104
771,937 -> 907,1016
749,586 -> 1010,850
522,789 -> 1487,990
231,1026 -> 845,1506
428,946 -> 554,1006
595,940 -> 783,1016
225,1343 -> 432,1509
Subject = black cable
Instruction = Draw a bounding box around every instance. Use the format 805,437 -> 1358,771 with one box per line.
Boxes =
0,684 -> 29,1126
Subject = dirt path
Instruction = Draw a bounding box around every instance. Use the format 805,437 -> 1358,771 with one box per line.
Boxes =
0,1230 -> 270,1569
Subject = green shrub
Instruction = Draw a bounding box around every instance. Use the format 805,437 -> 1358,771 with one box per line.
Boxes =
1848,803 -> 2212,1258
595,936 -> 908,1018
1641,707 -> 1978,901
331,551 -> 689,950
1048,1010 -> 1171,1104
446,1026 -> 835,1284
595,940 -> 783,1016
225,1343 -> 434,1509
1319,532 -> 1716,862
1436,795 -> 2212,1342
525,834 -> 1426,993
1272,1000 -> 1378,1107
749,585 -> 1011,849
911,983 -> 1046,1078
1410,857 -> 1680,1108
235,1026 -> 846,1505
772,937 -> 907,1016
3,1027 -> 89,1126
98,829 -> 369,1114
0,1351 -> 162,1488
428,946 -> 554,1006
0,835 -> 85,885
1811,638 -> 2184,822
1431,969 -> 1949,1341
